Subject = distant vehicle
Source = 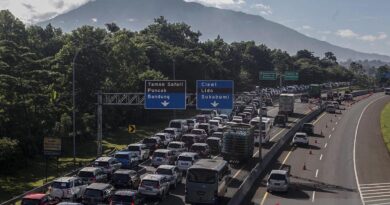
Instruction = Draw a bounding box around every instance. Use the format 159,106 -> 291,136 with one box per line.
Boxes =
186,119 -> 197,131
162,128 -> 181,140
265,98 -> 273,106
127,143 -> 150,161
142,137 -> 162,152
151,149 -> 176,167
274,114 -> 288,127
301,123 -> 314,135
190,143 -> 211,158
260,107 -> 268,117
176,152 -> 200,172
200,110 -> 218,118
49,176 -> 87,201
222,123 -> 254,162
219,114 -> 229,122
114,151 -> 139,169
308,84 -> 321,98
57,202 -> 82,205
155,132 -> 173,146
300,94 -> 309,103
326,104 -> 336,113
292,132 -> 309,146
155,165 -> 183,189
267,169 -> 290,193
191,128 -> 208,141
279,94 -> 295,116
77,167 -> 108,184
333,101 -> 340,109
82,183 -> 114,205
21,193 -> 59,205
344,94 -> 353,101
385,88 -> 390,95
112,169 -> 140,189
169,119 -> 189,134
212,116 -> 224,124
167,141 -> 187,156
93,157 -> 122,176
138,174 -> 170,201
209,119 -> 221,133
197,123 -> 211,135
110,190 -> 144,205
185,159 -> 231,204
211,132 -> 224,139
195,114 -> 208,123
206,137 -> 222,154
181,133 -> 201,148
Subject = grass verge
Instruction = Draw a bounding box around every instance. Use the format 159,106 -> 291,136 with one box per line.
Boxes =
380,102 -> 390,152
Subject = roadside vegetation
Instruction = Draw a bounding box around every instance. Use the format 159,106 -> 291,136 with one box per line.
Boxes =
381,103 -> 390,152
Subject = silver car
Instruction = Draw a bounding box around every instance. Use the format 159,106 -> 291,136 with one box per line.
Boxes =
267,170 -> 290,192
138,174 -> 170,201
155,165 -> 183,189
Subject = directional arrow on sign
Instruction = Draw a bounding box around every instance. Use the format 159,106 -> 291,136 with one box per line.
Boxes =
128,125 -> 136,133
161,101 -> 170,107
211,101 -> 219,107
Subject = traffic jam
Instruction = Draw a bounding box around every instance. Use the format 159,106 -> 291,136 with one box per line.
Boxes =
21,81 -> 350,205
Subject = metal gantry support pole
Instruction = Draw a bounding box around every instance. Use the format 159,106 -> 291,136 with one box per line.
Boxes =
72,48 -> 82,166
256,86 -> 263,163
97,91 -> 103,156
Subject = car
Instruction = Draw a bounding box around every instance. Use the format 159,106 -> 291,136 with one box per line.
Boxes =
274,114 -> 287,127
169,119 -> 189,134
260,107 -> 268,117
232,118 -> 243,123
267,170 -> 290,193
209,120 -> 221,133
114,151 -> 139,169
196,123 -> 211,135
186,119 -> 198,131
127,143 -> 150,161
155,132 -> 173,147
212,116 -> 224,124
82,183 -> 114,205
112,169 -> 141,189
326,104 -> 336,113
190,128 -> 208,141
301,123 -> 314,135
151,149 -> 177,167
344,94 -> 353,101
206,137 -> 222,154
211,132 -> 223,139
219,114 -> 229,123
300,94 -> 309,103
155,165 -> 183,189
138,174 -> 170,201
176,152 -> 200,172
162,128 -> 181,140
49,177 -> 87,201
292,132 -> 309,146
195,114 -> 208,123
21,193 -> 59,205
333,101 -> 340,109
181,133 -> 201,149
190,143 -> 210,158
110,190 -> 144,205
93,157 -> 122,176
77,167 -> 108,184
167,141 -> 187,156
57,203 -> 83,205
265,98 -> 273,106
142,137 -> 162,152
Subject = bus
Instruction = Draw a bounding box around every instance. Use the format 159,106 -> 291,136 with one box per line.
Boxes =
185,159 -> 231,204
250,117 -> 272,145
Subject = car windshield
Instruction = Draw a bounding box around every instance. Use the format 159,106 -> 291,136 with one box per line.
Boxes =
187,169 -> 217,184
295,134 -> 306,138
178,156 -> 193,161
198,125 -> 208,130
168,143 -> 181,148
191,145 -> 205,151
51,181 -> 70,189
95,161 -> 109,167
113,173 -> 129,181
141,180 -> 158,187
182,136 -> 194,141
22,199 -> 40,205
269,174 -> 287,181
115,154 -> 129,159
111,195 -> 134,203
207,139 -> 219,145
78,171 -> 94,178
156,134 -> 166,140
170,122 -> 182,128
210,121 -> 218,126
191,130 -> 202,134
153,152 -> 167,157
84,189 -> 102,198
143,138 -> 156,144
156,168 -> 173,175
128,146 -> 140,151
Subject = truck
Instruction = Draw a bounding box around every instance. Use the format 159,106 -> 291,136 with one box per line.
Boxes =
278,94 -> 295,116
308,84 -> 321,98
221,123 -> 254,162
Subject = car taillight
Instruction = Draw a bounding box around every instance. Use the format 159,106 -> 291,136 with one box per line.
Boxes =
131,202 -> 135,205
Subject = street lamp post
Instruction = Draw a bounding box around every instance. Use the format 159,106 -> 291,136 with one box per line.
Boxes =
72,48 -> 82,166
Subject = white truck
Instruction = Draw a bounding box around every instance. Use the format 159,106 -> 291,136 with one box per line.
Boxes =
279,94 -> 295,116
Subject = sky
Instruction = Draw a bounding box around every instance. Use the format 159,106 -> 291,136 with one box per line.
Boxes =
1,0 -> 390,56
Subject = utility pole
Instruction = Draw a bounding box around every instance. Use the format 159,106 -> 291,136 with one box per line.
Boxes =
173,59 -> 177,119
97,91 -> 103,156
256,86 -> 263,163
72,48 -> 82,167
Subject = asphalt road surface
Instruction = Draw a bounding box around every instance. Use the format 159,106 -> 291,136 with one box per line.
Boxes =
250,93 -> 390,205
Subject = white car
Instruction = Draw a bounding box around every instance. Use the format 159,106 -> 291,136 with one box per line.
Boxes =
292,132 -> 309,146
127,143 -> 150,161
155,165 -> 183,189
208,120 -> 221,132
155,132 -> 173,147
163,128 -> 181,140
326,104 -> 336,113
138,174 -> 170,200
93,157 -> 122,176
49,177 -> 87,201
167,141 -> 187,156
176,152 -> 200,171
267,170 -> 290,192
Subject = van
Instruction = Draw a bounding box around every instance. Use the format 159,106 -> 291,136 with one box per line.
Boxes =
114,151 -> 139,169
127,143 -> 150,161
151,149 -> 176,167
169,119 -> 189,134
77,167 -> 108,184
167,141 -> 187,156
181,134 -> 200,148
176,152 -> 200,172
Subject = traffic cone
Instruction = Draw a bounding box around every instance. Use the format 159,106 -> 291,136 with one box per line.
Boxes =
315,139 -> 318,143
309,149 -> 312,155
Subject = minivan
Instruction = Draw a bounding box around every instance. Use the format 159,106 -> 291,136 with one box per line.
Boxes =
151,149 -> 176,167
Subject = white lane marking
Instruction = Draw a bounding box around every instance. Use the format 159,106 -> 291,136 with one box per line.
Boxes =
324,143 -> 328,148
332,127 -> 335,131
366,201 -> 390,205
313,113 -> 326,124
362,191 -> 390,196
336,122 -> 338,125
361,185 -> 390,189
362,188 -> 390,192
312,191 -> 316,202
364,198 -> 390,203
354,95 -> 387,205
361,183 -> 390,186
315,169 -> 319,178
319,154 -> 323,161
329,134 -> 332,139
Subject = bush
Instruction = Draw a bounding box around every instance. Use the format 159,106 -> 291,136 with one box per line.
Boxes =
0,137 -> 24,174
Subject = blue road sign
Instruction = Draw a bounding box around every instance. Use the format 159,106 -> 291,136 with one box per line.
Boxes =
145,80 -> 186,109
196,80 -> 234,110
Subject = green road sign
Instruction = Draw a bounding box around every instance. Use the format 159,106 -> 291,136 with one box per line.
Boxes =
284,71 -> 299,81
260,71 -> 277,80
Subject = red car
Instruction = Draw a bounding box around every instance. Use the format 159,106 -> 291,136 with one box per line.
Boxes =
21,193 -> 59,205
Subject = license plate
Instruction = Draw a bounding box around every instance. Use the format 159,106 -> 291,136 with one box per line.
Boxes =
146,187 -> 152,191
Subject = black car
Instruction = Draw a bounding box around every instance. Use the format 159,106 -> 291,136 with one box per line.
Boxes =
112,169 -> 141,189
274,114 -> 287,127
110,190 -> 144,205
82,183 -> 114,205
301,123 -> 314,135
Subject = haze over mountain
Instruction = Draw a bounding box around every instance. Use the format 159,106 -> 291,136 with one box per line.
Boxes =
38,0 -> 390,62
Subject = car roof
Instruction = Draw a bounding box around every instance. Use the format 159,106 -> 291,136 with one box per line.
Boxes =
113,190 -> 137,196
114,169 -> 137,175
115,151 -> 131,155
192,143 -> 208,146
128,143 -> 143,147
148,136 -> 160,140
192,128 -> 204,131
80,167 -> 100,172
295,132 -> 307,135
270,170 -> 288,175
23,193 -> 46,200
179,152 -> 198,157
189,159 -> 227,171
53,176 -> 78,182
183,133 -> 197,137
209,120 -> 219,122
212,132 -> 223,135
169,141 -> 185,144
86,183 -> 112,190
157,165 -> 176,169
156,132 -> 170,135
154,149 -> 170,153
95,157 -> 113,162
142,174 -> 166,181
164,128 -> 176,131
207,137 -> 221,140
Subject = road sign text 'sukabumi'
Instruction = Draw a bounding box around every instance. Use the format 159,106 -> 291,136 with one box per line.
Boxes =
196,80 -> 234,110
144,80 -> 186,109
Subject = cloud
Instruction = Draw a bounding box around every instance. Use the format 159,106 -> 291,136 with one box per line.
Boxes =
184,0 -> 245,9
335,29 -> 359,38
251,3 -> 272,16
51,0 -> 65,9
358,32 -> 387,42
22,3 -> 36,13
91,18 -> 97,22
318,30 -> 331,35
30,11 -> 58,23
128,18 -> 136,22
301,25 -> 312,30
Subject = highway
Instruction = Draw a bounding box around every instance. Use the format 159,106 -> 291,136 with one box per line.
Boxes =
248,92 -> 390,205
140,98 -> 316,205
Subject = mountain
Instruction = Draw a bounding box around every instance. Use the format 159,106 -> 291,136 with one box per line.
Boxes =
38,0 -> 390,62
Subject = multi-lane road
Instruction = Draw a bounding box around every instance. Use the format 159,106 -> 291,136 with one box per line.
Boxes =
248,92 -> 390,205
